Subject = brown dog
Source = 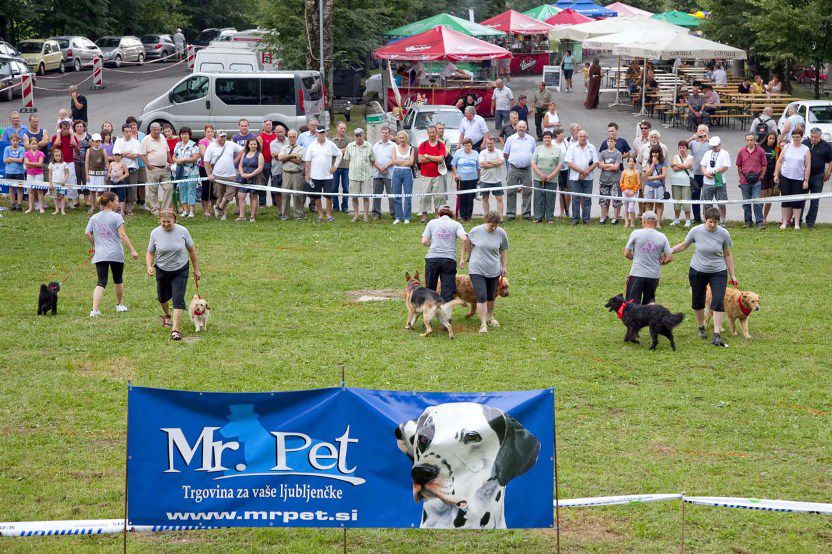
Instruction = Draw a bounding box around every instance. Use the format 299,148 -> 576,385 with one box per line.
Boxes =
404,272 -> 465,337
705,285 -> 760,338
439,275 -> 510,318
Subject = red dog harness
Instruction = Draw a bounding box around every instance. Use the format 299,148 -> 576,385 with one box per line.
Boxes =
616,300 -> 634,319
738,296 -> 752,316
404,280 -> 421,299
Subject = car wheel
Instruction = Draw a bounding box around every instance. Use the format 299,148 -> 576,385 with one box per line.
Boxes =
58,60 -> 65,74
138,54 -> 145,66
38,63 -> 45,76
73,58 -> 82,72
114,55 -> 122,68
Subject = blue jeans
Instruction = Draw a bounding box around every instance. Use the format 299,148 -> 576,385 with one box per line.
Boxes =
391,169 -> 413,221
739,181 -> 762,224
495,109 -> 510,131
569,179 -> 593,223
333,167 -> 350,211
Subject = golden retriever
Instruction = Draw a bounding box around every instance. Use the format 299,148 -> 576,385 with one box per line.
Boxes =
705,286 -> 760,338
189,294 -> 211,332
439,275 -> 510,318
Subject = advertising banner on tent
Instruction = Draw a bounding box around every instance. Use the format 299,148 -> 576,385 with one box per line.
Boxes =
127,386 -> 554,529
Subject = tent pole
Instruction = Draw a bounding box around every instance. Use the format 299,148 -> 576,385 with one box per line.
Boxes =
608,55 -> 626,107
638,56 -> 648,116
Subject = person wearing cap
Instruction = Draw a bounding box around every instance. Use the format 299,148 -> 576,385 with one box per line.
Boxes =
85,133 -> 108,209
700,136 -> 731,223
203,131 -> 244,220
421,204 -> 470,303
623,211 -> 673,305
140,122 -> 173,216
113,124 -> 141,215
344,128 -> 375,222
173,28 -> 186,61
303,126 -> 342,222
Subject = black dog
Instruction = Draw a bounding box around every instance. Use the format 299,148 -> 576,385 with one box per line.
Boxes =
605,294 -> 684,350
38,282 -> 61,315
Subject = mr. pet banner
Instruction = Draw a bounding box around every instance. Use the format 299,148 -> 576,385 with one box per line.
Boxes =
127,386 -> 554,529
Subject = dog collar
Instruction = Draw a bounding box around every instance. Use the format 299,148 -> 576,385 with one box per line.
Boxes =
738,296 -> 752,317
616,300 -> 633,320
404,280 -> 421,298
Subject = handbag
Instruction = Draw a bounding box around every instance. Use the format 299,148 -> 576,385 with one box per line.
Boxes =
744,172 -> 760,184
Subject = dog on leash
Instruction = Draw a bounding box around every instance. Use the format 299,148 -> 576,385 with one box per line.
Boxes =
405,272 -> 465,338
188,294 -> 211,332
37,282 -> 61,315
439,275 -> 510,318
705,285 -> 760,339
605,294 -> 685,350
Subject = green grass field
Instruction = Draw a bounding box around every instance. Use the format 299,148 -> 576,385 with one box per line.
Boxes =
1,207 -> 831,552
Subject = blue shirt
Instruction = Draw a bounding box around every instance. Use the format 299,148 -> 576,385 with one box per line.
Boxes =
503,133 -> 537,168
2,125 -> 27,142
136,131 -> 147,168
512,104 -> 529,122
3,145 -> 26,175
451,149 -> 479,181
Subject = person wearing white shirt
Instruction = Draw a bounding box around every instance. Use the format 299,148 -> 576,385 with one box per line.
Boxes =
371,126 -> 396,219
564,130 -> 599,225
458,107 -> 489,151
478,136 -> 505,216
700,136 -> 731,222
503,121 -> 536,220
268,125 -> 289,213
711,64 -> 728,85
112,124 -> 141,215
303,127 -> 342,221
203,131 -> 244,220
491,80 -> 514,132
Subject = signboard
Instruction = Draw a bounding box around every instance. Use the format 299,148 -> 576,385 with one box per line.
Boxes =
127,386 -> 554,529
543,65 -> 562,91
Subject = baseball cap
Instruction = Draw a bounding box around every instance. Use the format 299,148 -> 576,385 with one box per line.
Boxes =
642,210 -> 658,221
217,130 -> 228,137
316,126 -> 327,133
353,128 -> 364,135
91,133 -> 102,141
708,136 -> 721,146
121,123 -> 131,131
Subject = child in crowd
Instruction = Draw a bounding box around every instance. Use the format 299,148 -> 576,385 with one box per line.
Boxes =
583,63 -> 591,92
108,151 -> 128,206
598,137 -> 623,225
55,108 -> 72,131
619,157 -> 640,228
24,137 -> 47,213
3,133 -> 26,211
48,149 -> 69,215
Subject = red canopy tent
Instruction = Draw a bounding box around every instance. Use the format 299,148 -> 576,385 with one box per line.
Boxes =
479,9 -> 555,35
374,25 -> 511,61
544,8 -> 594,26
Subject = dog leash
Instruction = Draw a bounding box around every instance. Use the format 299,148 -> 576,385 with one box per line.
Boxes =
55,249 -> 95,285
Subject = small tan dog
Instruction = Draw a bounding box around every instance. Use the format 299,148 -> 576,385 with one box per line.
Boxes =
439,274 -> 510,318
705,285 -> 760,338
189,294 -> 211,332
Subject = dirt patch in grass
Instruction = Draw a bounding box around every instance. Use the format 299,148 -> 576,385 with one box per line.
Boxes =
182,335 -> 202,344
560,510 -> 625,545
347,289 -> 401,302
76,357 -> 135,380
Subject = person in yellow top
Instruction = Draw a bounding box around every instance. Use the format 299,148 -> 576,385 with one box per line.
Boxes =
749,75 -> 765,95
619,157 -> 641,228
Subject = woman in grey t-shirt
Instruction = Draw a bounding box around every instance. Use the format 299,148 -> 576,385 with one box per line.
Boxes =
671,207 -> 737,348
146,210 -> 201,340
461,211 -> 509,334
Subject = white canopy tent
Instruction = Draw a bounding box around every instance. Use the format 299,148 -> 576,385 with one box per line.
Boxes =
548,15 -> 686,42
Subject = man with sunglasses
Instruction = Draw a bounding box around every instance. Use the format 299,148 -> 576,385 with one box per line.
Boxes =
700,136 -> 730,223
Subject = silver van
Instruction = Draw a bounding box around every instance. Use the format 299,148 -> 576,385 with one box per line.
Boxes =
139,71 -> 324,136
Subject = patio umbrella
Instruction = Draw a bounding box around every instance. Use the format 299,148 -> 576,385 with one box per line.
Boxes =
545,8 -> 594,26
374,26 -> 511,61
480,10 -> 556,35
567,0 -> 618,18
605,2 -> 653,17
384,13 -> 506,38
523,4 -> 563,21
549,15 -> 686,41
652,10 -> 701,29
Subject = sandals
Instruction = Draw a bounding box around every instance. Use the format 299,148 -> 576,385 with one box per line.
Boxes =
171,330 -> 182,341
160,315 -> 172,328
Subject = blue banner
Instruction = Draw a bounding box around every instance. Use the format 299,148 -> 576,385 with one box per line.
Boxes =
127,386 -> 554,529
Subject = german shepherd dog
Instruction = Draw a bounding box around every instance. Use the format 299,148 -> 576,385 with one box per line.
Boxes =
405,272 -> 466,338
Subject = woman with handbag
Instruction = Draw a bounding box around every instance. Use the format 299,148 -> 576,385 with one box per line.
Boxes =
669,140 -> 695,227
172,127 -> 200,218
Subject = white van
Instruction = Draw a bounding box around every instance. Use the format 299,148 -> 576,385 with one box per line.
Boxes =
139,71 -> 324,136
194,46 -> 269,73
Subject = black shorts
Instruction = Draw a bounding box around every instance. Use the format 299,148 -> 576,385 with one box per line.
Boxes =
95,261 -> 124,288
199,166 -> 215,202
689,267 -> 727,311
309,178 -> 333,198
469,273 -> 499,303
155,262 -> 189,310
625,275 -> 659,305
563,68 -> 574,80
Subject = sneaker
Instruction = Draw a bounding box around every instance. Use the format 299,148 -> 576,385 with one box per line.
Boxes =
670,219 -> 679,226
351,216 -> 359,222
115,304 -> 128,312
221,214 -> 228,221
684,220 -> 692,228
487,317 -> 500,328
479,325 -> 488,334
611,218 -> 618,225
213,205 -> 221,217
393,219 -> 401,225
404,219 -> 410,225
89,309 -> 102,318
711,333 -> 728,348
188,212 -> 195,218
599,217 -> 607,224
697,326 -> 708,340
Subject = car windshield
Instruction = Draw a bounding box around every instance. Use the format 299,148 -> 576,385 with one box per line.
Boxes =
141,35 -> 160,44
807,106 -> 832,125
17,42 -> 42,54
196,30 -> 219,43
0,60 -> 10,75
414,110 -> 463,129
97,38 -> 120,47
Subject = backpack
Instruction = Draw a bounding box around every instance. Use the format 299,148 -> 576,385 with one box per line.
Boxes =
755,117 -> 771,143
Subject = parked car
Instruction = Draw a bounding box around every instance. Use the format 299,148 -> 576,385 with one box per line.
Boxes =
49,36 -> 102,71
0,41 -> 21,59
0,55 -> 36,102
17,39 -> 65,75
139,70 -> 324,136
778,100 -> 832,142
141,34 -> 176,61
96,36 -> 144,67
193,28 -> 237,48
396,104 -> 463,153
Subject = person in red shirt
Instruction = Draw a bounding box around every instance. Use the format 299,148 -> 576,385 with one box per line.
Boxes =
417,125 -> 447,223
257,120 -> 277,209
162,124 -> 179,156
51,120 -> 80,204
735,133 -> 767,228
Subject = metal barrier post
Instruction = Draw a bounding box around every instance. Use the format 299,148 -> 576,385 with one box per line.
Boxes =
20,74 -> 36,113
90,56 -> 104,90
187,45 -> 195,71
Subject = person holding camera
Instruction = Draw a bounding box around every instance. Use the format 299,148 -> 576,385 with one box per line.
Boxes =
735,133 -> 766,228
700,136 -> 731,223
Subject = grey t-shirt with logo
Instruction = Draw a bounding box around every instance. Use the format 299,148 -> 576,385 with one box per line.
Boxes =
85,210 -> 125,263
685,224 -> 732,273
147,224 -> 195,272
467,224 -> 509,278
422,216 -> 467,262
625,228 -> 672,279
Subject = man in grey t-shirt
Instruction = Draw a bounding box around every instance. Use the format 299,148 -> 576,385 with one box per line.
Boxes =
421,206 -> 470,302
623,211 -> 672,304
